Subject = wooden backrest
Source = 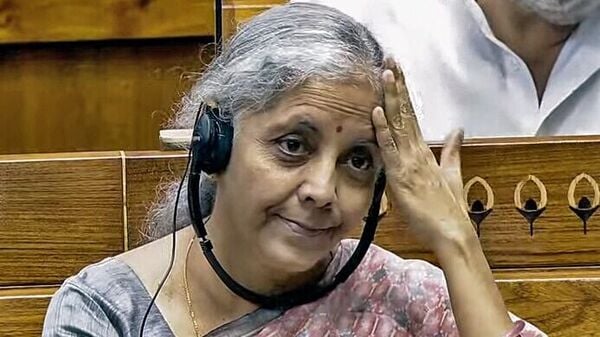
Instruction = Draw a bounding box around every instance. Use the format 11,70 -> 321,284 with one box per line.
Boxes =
3,136 -> 600,335
0,151 -> 186,336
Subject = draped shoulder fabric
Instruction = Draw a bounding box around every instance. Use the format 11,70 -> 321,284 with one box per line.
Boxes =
42,258 -> 175,337
43,240 -> 546,336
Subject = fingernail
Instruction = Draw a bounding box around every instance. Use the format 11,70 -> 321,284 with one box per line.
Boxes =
383,70 -> 394,82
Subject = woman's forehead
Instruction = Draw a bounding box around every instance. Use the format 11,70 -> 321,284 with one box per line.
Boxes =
239,83 -> 378,143
238,82 -> 380,141
282,82 -> 379,122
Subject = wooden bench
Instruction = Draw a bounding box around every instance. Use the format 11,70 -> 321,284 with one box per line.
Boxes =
2,136 -> 600,336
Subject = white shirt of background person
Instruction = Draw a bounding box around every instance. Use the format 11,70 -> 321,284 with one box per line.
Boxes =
292,0 -> 600,142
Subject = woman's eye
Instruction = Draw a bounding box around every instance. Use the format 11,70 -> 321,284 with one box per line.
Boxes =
348,151 -> 373,171
278,136 -> 308,155
351,156 -> 370,170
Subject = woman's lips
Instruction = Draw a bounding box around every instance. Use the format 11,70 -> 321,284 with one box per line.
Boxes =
277,215 -> 336,238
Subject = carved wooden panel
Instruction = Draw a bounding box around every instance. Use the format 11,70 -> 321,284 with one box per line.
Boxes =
376,136 -> 600,268
134,136 -> 600,268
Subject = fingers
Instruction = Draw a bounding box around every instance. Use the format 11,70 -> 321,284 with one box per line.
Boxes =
385,57 -> 404,84
381,57 -> 423,148
383,70 -> 404,131
372,106 -> 401,169
440,129 -> 465,205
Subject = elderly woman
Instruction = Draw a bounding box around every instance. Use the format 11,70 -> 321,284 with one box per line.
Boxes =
43,3 -> 546,337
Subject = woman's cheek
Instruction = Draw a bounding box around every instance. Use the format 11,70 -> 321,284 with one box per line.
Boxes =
339,185 -> 373,230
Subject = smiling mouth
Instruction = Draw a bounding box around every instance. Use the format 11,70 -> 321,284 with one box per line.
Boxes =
277,215 -> 337,237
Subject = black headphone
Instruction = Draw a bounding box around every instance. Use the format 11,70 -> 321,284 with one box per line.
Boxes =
187,105 -> 232,239
186,104 -> 387,310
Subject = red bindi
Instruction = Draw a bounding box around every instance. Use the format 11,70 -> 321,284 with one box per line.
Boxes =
336,125 -> 343,133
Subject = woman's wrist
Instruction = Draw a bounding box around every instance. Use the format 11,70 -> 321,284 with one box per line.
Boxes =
431,220 -> 481,265
432,220 -> 514,337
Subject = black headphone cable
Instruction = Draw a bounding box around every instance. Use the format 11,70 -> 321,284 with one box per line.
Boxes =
138,111 -> 199,337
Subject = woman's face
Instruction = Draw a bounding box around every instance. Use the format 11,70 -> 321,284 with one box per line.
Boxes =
216,82 -> 382,273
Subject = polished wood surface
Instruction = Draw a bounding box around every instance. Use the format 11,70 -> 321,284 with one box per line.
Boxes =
0,0 -> 214,44
2,276 -> 598,337
3,275 -> 597,337
0,152 -> 124,285
0,297 -> 52,337
0,39 -> 210,155
493,266 -> 600,336
222,0 -> 286,39
499,276 -> 600,336
0,287 -> 56,337
124,151 -> 187,248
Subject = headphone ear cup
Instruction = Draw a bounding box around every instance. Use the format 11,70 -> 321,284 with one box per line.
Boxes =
193,109 -> 233,174
213,119 -> 233,172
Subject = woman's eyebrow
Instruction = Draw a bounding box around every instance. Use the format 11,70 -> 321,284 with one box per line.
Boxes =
354,138 -> 378,147
296,119 -> 319,133
264,114 -> 317,134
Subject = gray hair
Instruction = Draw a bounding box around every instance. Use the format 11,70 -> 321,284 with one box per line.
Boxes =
143,2 -> 384,242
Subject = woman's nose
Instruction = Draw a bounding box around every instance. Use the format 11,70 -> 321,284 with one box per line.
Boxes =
297,160 -> 337,209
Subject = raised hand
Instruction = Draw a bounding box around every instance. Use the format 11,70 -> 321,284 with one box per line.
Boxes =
371,57 -> 475,254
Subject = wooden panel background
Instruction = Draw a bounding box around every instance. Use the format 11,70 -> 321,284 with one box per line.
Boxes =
125,151 -> 188,248
121,138 -> 600,269
0,152 -> 125,286
0,0 -> 221,156
2,279 -> 598,337
0,39 -> 211,155
222,0 -> 286,39
497,273 -> 600,336
0,0 -> 214,43
0,288 -> 56,337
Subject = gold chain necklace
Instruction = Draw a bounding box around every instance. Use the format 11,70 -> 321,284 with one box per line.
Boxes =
183,237 -> 202,337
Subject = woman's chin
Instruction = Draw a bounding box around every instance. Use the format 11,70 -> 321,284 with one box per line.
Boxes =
262,239 -> 335,274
